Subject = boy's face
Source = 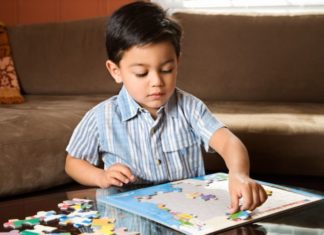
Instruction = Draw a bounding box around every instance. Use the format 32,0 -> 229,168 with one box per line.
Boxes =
106,41 -> 178,118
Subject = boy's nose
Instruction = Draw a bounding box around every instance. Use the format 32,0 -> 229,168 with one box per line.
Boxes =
151,71 -> 164,87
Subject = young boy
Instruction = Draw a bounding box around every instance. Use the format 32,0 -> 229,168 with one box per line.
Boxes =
65,1 -> 267,213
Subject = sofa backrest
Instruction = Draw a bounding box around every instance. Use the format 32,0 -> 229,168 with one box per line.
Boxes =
8,13 -> 324,102
8,16 -> 121,95
174,12 -> 324,102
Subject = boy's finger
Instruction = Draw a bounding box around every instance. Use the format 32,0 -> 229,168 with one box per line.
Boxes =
241,190 -> 252,211
118,165 -> 136,182
109,169 -> 131,184
259,187 -> 268,204
109,177 -> 123,187
249,189 -> 261,211
228,194 -> 240,213
111,164 -> 136,182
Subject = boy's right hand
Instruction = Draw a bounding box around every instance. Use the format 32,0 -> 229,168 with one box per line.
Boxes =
98,163 -> 136,188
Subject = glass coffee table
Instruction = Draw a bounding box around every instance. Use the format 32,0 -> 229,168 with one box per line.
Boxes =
0,186 -> 323,235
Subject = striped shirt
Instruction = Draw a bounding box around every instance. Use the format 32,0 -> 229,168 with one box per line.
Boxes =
66,86 -> 224,184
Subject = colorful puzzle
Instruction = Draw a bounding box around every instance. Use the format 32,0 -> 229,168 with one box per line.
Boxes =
98,173 -> 323,235
2,198 -> 140,235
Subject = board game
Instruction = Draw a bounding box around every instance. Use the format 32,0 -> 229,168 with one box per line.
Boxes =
97,173 -> 323,235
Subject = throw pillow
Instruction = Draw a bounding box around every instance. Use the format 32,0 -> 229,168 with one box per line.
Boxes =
0,21 -> 24,104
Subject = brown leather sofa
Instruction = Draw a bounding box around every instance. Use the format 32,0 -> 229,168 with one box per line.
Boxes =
1,12 -> 323,197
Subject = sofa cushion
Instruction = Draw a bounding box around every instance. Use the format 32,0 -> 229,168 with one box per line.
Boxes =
174,12 -> 324,103
8,17 -> 121,95
1,96 -> 323,197
204,101 -> 324,176
0,95 -> 108,197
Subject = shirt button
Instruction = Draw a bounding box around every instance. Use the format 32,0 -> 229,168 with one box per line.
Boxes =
150,128 -> 155,135
156,159 -> 161,165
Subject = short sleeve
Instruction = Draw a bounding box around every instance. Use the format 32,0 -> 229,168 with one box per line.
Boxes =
183,93 -> 225,152
66,109 -> 100,165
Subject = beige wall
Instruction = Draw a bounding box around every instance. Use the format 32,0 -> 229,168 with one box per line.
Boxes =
0,0 -> 135,26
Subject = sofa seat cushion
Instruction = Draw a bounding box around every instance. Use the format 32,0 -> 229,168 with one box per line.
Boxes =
205,101 -> 324,177
0,95 -> 108,197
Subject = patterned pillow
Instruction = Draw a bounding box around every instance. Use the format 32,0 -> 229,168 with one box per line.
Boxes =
0,21 -> 24,104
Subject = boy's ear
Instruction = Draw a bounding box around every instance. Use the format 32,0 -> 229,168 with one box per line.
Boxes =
106,60 -> 123,83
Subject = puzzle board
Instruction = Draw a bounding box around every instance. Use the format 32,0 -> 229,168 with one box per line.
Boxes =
97,173 -> 323,235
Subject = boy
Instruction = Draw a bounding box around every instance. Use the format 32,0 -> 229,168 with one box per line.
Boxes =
65,1 -> 267,213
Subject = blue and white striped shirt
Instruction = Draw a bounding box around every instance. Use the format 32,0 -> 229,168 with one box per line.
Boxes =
66,86 -> 224,184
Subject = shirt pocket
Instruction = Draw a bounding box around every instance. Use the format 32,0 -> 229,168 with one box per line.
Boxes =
161,131 -> 203,181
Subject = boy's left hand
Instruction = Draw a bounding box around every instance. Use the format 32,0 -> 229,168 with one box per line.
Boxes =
228,173 -> 268,214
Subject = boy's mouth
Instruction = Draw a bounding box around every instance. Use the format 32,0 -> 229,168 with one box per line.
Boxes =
148,92 -> 164,99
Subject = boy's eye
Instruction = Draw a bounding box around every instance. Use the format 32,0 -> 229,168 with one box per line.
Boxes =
160,69 -> 173,74
135,72 -> 148,78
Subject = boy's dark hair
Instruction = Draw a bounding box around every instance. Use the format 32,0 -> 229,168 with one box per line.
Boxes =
106,1 -> 182,65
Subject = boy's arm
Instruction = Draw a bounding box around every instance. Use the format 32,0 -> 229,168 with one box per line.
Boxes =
65,155 -> 135,188
209,127 -> 267,213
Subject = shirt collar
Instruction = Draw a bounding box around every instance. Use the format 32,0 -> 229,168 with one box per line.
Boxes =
165,89 -> 178,119
117,86 -> 179,121
117,86 -> 141,121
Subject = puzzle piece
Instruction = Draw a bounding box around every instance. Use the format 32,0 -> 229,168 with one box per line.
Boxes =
266,190 -> 273,196
20,224 -> 57,235
214,173 -> 228,181
0,230 -> 20,235
59,216 -> 92,228
173,213 -> 194,226
49,233 -> 71,235
58,199 -> 93,212
43,214 -> 67,223
91,218 -> 116,235
156,203 -> 170,211
19,231 -> 39,235
33,211 -> 57,219
68,211 -> 100,220
3,218 -> 40,229
98,225 -> 115,235
91,218 -> 115,229
227,210 -> 251,221
32,211 -> 66,223
185,192 -> 200,199
46,223 -> 80,235
200,193 -> 217,201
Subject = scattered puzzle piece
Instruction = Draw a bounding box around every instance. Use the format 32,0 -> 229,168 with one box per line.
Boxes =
227,210 -> 251,221
68,211 -> 100,220
43,214 -> 67,223
0,230 -> 20,235
98,225 -> 115,235
34,211 -> 57,219
2,198 -> 140,235
91,218 -> 116,235
59,216 -> 92,228
49,233 -> 71,235
3,218 -> 40,229
91,218 -> 115,229
20,231 -> 39,235
58,199 -> 93,212
266,190 -> 273,196
33,211 -> 66,223
20,224 -> 57,235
